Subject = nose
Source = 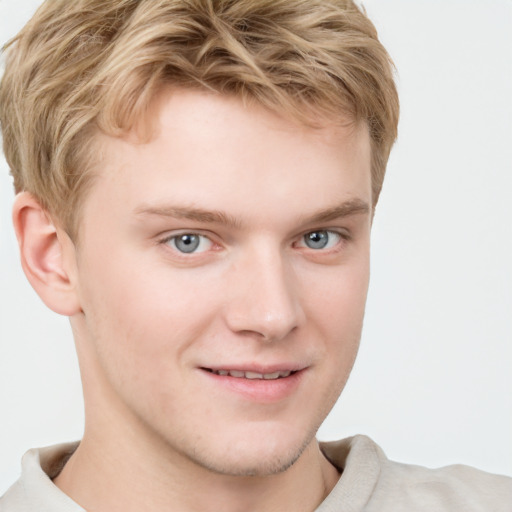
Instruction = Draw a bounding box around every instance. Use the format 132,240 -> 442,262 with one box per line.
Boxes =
224,248 -> 305,342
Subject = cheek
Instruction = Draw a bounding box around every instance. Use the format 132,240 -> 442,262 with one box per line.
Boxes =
304,260 -> 369,382
78,247 -> 223,364
306,258 -> 370,327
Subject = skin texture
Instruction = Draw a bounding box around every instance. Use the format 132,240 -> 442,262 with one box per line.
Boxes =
14,89 -> 373,512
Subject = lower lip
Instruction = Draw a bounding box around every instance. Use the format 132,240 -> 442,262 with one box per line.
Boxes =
199,369 -> 305,403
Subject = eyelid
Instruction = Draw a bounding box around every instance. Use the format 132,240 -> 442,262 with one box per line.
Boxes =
158,228 -> 215,243
294,228 -> 350,250
158,230 -> 219,255
156,227 -> 350,256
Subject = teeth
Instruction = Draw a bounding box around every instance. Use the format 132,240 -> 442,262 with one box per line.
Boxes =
211,369 -> 293,380
245,371 -> 263,379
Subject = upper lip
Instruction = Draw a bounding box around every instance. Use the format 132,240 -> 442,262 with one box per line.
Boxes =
199,363 -> 307,374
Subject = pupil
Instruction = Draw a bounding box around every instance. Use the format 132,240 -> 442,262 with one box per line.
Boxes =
176,234 -> 200,253
306,231 -> 328,249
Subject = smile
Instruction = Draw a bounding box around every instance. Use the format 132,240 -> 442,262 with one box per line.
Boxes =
200,366 -> 306,402
205,369 -> 293,380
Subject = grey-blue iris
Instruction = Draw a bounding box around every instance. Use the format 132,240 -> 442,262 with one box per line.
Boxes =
175,234 -> 200,253
305,231 -> 329,249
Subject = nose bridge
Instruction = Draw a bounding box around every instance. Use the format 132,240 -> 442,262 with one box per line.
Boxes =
225,243 -> 304,341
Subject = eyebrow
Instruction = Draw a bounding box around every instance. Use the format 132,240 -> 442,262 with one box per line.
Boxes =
302,198 -> 371,224
134,204 -> 242,229
134,198 -> 370,229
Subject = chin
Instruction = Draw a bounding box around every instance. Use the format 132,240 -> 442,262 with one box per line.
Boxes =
195,445 -> 306,477
177,422 -> 318,477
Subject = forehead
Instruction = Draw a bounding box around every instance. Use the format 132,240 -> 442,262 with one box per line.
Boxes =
86,89 -> 372,228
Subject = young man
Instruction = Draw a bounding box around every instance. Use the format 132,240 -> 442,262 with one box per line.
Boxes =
0,1 -> 510,511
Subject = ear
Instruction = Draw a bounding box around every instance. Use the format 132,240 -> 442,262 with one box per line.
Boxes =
12,192 -> 82,316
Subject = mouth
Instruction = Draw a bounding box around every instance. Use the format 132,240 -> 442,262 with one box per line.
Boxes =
202,368 -> 296,380
199,365 -> 305,402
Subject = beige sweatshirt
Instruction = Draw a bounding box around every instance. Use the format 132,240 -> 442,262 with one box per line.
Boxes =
1,435 -> 511,511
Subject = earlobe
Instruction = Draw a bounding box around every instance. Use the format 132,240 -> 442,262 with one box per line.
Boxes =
12,192 -> 82,316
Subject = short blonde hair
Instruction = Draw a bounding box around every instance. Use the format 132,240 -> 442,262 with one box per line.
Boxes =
0,0 -> 398,238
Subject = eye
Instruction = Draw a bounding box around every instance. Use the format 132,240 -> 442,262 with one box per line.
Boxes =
299,230 -> 342,250
166,233 -> 213,254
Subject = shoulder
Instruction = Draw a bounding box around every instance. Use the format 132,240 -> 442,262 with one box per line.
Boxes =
0,442 -> 82,512
320,436 -> 512,512
373,455 -> 512,511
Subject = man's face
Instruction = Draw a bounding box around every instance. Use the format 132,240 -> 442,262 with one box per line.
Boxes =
71,89 -> 372,476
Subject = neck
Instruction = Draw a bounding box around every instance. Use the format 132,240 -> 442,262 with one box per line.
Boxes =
54,424 -> 339,512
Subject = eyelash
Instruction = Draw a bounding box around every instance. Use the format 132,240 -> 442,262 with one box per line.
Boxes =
158,229 -> 350,256
294,230 -> 349,251
159,232 -> 217,255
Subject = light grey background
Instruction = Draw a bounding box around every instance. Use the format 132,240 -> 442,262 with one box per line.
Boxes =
1,0 -> 511,494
